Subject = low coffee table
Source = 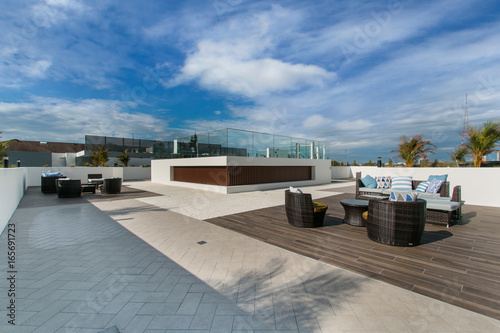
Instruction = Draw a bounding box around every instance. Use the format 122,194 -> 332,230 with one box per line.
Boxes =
340,199 -> 369,227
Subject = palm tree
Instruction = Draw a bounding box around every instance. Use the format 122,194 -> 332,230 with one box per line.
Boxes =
391,135 -> 436,167
464,121 -> 500,167
91,145 -> 109,167
118,149 -> 131,167
449,146 -> 468,166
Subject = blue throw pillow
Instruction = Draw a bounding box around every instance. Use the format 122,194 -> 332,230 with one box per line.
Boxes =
426,179 -> 444,194
415,181 -> 430,193
41,171 -> 63,177
391,176 -> 413,191
360,175 -> 377,189
428,174 -> 448,183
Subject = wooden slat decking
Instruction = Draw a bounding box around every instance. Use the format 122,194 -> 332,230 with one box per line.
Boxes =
205,192 -> 500,320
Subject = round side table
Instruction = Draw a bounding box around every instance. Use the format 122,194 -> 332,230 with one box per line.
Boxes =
340,199 -> 369,227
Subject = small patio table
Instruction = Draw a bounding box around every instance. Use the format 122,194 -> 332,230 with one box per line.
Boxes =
340,199 -> 369,227
88,178 -> 104,189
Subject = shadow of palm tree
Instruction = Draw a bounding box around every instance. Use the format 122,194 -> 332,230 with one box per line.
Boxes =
221,257 -> 364,331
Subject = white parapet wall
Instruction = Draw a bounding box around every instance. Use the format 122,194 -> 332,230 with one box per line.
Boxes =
152,156 -> 332,194
335,166 -> 500,207
0,166 -> 151,234
25,166 -> 151,187
0,168 -> 28,234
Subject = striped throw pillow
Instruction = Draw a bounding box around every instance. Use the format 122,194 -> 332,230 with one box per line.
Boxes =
415,181 -> 430,193
391,176 -> 413,191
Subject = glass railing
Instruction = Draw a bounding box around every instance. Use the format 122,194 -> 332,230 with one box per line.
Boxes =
153,128 -> 330,160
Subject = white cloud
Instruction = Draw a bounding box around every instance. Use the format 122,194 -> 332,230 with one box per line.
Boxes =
32,0 -> 88,27
0,97 -> 168,142
303,114 -> 333,129
22,59 -> 52,78
167,39 -> 335,97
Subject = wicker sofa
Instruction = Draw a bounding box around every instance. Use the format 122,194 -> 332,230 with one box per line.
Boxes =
41,174 -> 65,194
355,172 -> 462,227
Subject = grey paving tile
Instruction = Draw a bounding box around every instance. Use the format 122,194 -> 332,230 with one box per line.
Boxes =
24,280 -> 64,300
147,268 -> 173,283
99,291 -> 136,314
62,300 -> 107,314
147,315 -> 194,330
201,292 -> 234,303
119,274 -> 152,283
31,312 -> 76,333
139,302 -> 181,315
0,324 -> 38,333
165,329 -> 210,333
98,326 -> 120,333
177,293 -> 203,315
124,281 -> 161,292
141,261 -> 164,275
60,290 -> 103,302
60,281 -> 100,291
24,289 -> 71,311
165,284 -> 191,303
190,303 -> 217,329
233,315 -> 276,331
122,315 -> 154,333
63,313 -> 115,329
210,315 -> 234,333
156,275 -> 182,292
130,291 -> 170,303
108,302 -> 145,331
22,300 -> 74,326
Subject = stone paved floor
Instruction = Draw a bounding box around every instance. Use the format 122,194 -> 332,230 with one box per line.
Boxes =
1,182 -> 500,332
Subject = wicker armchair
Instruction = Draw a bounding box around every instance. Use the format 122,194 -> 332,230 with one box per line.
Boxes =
102,178 -> 122,194
285,190 -> 328,228
41,175 -> 65,194
56,179 -> 82,198
366,198 -> 426,246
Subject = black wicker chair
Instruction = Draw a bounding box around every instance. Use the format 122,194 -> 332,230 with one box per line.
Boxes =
41,175 -> 65,194
102,178 -> 122,194
366,198 -> 426,246
56,179 -> 82,198
285,190 -> 328,228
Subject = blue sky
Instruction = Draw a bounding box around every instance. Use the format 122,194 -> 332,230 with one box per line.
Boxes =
1,0 -> 500,163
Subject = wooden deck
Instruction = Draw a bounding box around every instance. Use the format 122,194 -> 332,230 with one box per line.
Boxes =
206,191 -> 500,320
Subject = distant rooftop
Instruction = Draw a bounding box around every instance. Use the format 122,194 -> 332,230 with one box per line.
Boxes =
4,139 -> 85,153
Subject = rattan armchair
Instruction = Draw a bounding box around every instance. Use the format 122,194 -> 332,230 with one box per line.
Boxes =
102,178 -> 122,194
56,179 -> 82,198
366,198 -> 426,246
285,190 -> 328,228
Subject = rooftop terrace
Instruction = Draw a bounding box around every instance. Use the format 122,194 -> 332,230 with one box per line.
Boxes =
1,181 -> 499,332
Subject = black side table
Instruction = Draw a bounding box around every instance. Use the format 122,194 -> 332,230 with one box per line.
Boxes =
340,199 -> 369,227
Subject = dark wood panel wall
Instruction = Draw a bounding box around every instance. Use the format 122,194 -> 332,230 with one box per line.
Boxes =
227,166 -> 311,186
173,165 -> 312,186
173,166 -> 228,185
